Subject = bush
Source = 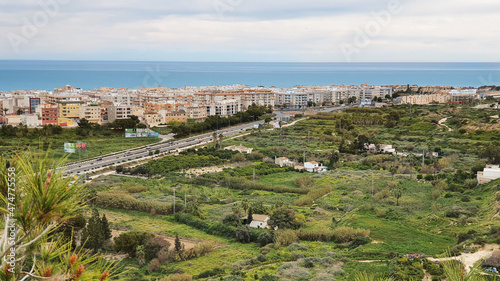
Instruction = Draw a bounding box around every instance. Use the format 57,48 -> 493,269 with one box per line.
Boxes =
280,267 -> 311,280
294,185 -> 332,206
223,214 -> 242,227
464,179 -> 478,189
259,274 -> 279,281
144,236 -> 171,260
96,192 -> 173,215
332,227 -> 370,243
114,231 -> 151,258
174,213 -> 236,238
287,243 -> 310,251
257,231 -> 274,247
296,230 -> 335,242
231,153 -> 246,162
256,254 -> 267,262
236,225 -> 253,243
294,176 -> 316,188
259,244 -> 272,256
127,185 -> 148,193
195,268 -> 225,279
159,274 -> 193,281
148,258 -> 161,272
348,237 -> 372,249
274,230 -> 298,248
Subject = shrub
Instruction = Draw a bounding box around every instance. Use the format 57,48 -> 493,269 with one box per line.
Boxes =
256,254 -> 267,262
312,273 -> 336,281
259,274 -> 279,281
159,274 -> 193,281
274,230 -> 298,248
148,258 -> 161,272
296,230 -> 335,242
195,268 -> 225,279
464,179 -> 478,190
294,176 -> 316,188
374,188 -> 391,200
260,244 -> 273,255
127,185 -> 148,193
236,225 -> 253,243
288,243 -> 310,251
144,236 -> 171,260
375,208 -> 387,218
348,237 -> 372,249
280,267 -> 311,280
332,227 -> 370,243
181,242 -> 216,260
223,214 -> 242,227
294,185 -> 332,206
114,231 -> 151,258
231,153 -> 246,162
257,231 -> 275,247
96,192 -> 173,215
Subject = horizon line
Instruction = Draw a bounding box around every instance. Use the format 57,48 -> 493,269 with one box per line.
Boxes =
1,59 -> 499,64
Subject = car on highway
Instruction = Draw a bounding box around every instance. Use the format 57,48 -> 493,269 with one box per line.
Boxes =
97,158 -> 103,161
125,151 -> 131,154
146,146 -> 151,150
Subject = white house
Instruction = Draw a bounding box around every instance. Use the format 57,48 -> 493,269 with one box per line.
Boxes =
379,144 -> 396,154
304,161 -> 328,173
224,145 -> 253,154
245,214 -> 270,229
477,165 -> 500,184
275,157 -> 295,167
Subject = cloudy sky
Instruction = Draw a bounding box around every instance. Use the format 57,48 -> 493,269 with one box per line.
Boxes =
1,0 -> 499,62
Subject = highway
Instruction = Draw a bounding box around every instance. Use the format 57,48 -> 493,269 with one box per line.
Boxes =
63,120 -> 264,177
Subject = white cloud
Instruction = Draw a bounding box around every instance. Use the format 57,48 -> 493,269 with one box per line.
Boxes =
0,0 -> 498,61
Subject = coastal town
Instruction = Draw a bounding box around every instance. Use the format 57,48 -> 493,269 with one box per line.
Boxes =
1,84 -> 499,128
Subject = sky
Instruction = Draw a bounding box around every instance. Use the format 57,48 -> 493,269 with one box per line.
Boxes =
1,0 -> 499,62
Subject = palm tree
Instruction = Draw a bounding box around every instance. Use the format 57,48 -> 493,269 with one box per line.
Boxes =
2,108 -> 7,116
442,259 -> 484,281
241,199 -> 249,216
212,132 -> 217,148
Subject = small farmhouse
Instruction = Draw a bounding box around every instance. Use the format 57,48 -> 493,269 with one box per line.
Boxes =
243,214 -> 270,229
304,161 -> 328,173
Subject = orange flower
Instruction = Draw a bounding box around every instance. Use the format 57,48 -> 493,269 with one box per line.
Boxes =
4,264 -> 13,275
99,271 -> 110,281
75,265 -> 85,278
69,254 -> 78,266
43,267 -> 53,277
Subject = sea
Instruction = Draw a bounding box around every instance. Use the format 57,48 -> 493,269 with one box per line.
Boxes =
0,60 -> 499,91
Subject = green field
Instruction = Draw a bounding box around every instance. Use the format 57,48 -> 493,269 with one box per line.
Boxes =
52,104 -> 500,280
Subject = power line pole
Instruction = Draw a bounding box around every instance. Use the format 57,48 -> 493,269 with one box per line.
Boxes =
173,187 -> 176,214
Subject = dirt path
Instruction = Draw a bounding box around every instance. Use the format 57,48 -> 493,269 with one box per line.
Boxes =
438,117 -> 453,132
427,244 -> 499,271
354,244 -> 498,275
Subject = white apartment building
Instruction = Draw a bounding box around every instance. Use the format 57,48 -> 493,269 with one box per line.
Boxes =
207,99 -> 243,117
